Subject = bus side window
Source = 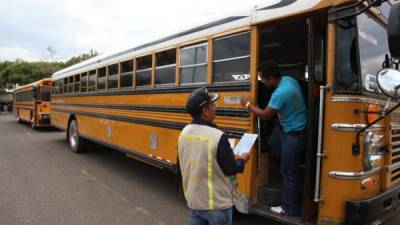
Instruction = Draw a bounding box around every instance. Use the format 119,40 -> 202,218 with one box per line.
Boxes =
97,67 -> 106,91
180,43 -> 208,85
136,55 -> 152,87
108,64 -> 118,89
213,32 -> 250,83
155,49 -> 176,86
120,60 -> 133,88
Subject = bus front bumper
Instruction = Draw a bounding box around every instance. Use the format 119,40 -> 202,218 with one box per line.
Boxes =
345,185 -> 400,225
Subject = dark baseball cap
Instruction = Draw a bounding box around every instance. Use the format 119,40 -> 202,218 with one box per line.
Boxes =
186,87 -> 219,117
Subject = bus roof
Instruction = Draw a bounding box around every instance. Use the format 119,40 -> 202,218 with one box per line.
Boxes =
13,78 -> 52,93
52,0 -> 351,80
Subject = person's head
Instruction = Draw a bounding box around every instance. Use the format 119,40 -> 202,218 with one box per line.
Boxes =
186,87 -> 219,122
258,61 -> 282,88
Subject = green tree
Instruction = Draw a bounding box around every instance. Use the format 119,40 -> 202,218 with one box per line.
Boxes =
65,49 -> 98,67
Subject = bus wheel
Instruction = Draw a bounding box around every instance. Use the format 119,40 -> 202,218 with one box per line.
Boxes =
68,119 -> 86,153
31,117 -> 36,129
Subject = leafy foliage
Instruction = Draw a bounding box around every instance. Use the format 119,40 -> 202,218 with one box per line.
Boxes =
0,50 -> 98,92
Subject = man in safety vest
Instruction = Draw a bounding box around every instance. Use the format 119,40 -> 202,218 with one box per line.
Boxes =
179,87 -> 251,225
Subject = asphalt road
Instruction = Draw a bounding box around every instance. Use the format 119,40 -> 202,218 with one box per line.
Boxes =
0,113 -> 280,225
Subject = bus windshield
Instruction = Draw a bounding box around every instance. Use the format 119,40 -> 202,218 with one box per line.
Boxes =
38,87 -> 51,102
358,12 -> 390,96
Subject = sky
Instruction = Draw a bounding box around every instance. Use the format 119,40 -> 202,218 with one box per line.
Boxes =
0,0 -> 263,62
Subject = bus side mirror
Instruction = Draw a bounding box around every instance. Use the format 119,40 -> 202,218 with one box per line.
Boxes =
377,69 -> 400,99
388,3 -> 400,58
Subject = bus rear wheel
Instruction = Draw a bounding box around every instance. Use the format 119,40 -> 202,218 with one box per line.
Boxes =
68,119 -> 86,153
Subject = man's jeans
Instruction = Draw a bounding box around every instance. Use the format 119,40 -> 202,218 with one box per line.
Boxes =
189,207 -> 232,225
271,131 -> 306,216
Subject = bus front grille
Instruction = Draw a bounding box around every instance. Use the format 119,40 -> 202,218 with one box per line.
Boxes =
390,126 -> 400,185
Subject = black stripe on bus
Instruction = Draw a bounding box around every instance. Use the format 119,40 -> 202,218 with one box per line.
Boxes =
51,103 -> 249,117
52,109 -> 245,138
52,82 -> 251,98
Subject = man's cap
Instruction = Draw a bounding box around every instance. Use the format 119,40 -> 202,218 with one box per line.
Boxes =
186,87 -> 219,117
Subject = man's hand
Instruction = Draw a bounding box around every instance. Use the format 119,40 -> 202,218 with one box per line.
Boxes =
240,96 -> 249,107
240,152 -> 251,163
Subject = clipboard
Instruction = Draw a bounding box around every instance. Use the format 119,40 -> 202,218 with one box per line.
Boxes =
233,133 -> 258,156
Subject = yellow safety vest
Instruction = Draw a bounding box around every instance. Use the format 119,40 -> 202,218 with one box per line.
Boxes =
178,124 -> 237,210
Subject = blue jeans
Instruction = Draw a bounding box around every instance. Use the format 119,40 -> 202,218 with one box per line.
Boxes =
271,131 -> 306,216
188,207 -> 232,225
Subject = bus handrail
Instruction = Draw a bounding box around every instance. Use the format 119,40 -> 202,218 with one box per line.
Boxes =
314,85 -> 330,202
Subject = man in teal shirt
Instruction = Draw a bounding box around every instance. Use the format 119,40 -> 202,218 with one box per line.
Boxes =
240,61 -> 307,216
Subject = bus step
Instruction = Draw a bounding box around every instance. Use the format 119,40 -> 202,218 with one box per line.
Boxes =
250,206 -> 304,225
258,185 -> 281,207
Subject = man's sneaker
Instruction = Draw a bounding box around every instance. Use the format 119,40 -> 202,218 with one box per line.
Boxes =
270,206 -> 286,215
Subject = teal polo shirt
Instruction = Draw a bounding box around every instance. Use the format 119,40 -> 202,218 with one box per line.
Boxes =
268,76 -> 307,133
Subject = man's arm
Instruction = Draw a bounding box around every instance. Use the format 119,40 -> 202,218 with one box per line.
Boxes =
240,96 -> 278,120
216,134 -> 249,176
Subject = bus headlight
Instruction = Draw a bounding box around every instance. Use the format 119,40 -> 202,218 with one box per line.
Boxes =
364,132 -> 384,171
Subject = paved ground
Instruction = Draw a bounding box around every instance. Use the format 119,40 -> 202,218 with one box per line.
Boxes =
0,113 -> 279,225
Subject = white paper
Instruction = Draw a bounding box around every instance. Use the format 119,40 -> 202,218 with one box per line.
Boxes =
233,133 -> 258,156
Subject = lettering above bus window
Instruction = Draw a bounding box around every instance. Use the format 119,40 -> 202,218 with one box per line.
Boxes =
213,32 -> 250,83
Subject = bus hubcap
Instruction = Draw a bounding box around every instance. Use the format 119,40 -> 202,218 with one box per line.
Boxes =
69,122 -> 78,148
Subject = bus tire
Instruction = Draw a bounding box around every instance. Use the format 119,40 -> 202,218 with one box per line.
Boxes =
68,119 -> 86,153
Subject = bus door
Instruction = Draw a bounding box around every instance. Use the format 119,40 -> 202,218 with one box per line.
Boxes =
252,15 -> 327,223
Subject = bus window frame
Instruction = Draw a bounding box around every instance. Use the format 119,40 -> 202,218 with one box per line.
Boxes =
212,31 -> 251,84
136,55 -> 153,88
155,48 -> 177,87
333,11 -> 362,95
119,59 -> 134,90
179,42 -> 208,86
107,63 -> 119,90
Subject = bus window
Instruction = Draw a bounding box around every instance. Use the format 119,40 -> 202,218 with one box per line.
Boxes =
74,74 -> 80,93
81,73 -> 88,93
38,87 -> 51,102
180,43 -> 207,84
136,55 -> 152,87
88,70 -> 96,92
334,17 -> 360,93
68,76 -> 74,93
120,60 -> 133,88
97,67 -> 106,90
155,49 -> 176,86
108,64 -> 118,89
63,78 -> 68,93
213,32 -> 250,82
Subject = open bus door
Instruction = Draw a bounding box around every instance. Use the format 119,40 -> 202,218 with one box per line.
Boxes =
251,14 -> 327,225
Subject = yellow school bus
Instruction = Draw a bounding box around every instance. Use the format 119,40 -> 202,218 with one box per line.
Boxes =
51,1 -> 400,224
13,78 -> 52,129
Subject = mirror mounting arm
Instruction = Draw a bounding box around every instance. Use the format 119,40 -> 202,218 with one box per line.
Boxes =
352,101 -> 400,156
329,0 -> 387,22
